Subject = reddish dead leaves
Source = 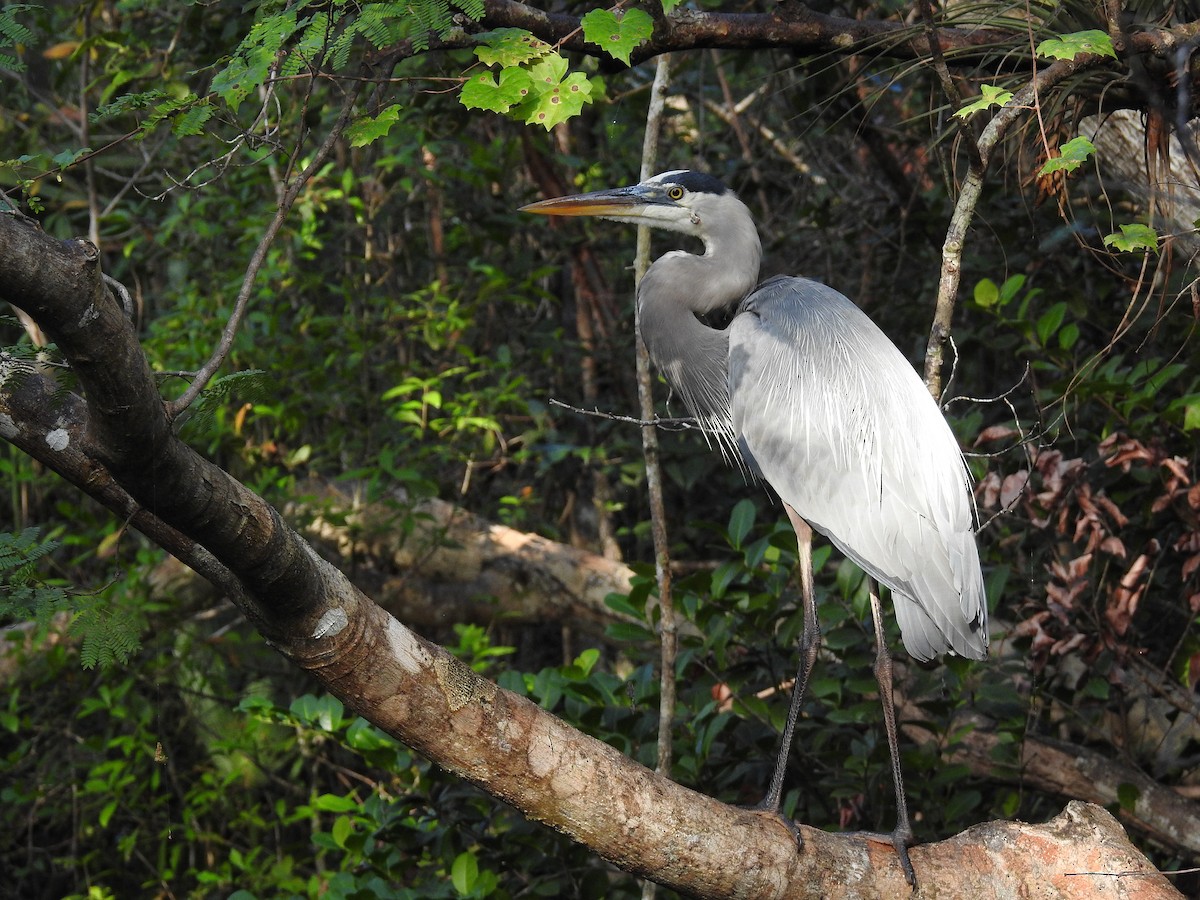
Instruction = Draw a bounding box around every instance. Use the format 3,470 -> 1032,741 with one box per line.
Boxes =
977,430 -> 1199,675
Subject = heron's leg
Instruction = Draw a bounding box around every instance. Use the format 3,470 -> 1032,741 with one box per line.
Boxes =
759,506 -> 820,817
868,583 -> 917,889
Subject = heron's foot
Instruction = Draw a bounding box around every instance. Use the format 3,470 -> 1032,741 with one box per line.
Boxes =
857,826 -> 917,891
748,802 -> 803,849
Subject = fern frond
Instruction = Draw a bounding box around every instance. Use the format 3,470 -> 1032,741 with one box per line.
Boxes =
72,605 -> 142,669
0,4 -> 35,73
179,369 -> 273,438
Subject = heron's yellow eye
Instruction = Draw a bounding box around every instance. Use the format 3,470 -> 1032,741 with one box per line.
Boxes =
667,186 -> 684,200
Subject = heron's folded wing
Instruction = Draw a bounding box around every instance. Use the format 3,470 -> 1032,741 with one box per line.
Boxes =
730,277 -> 987,661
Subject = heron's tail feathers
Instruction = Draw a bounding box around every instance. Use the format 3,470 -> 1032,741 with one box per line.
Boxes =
888,531 -> 988,662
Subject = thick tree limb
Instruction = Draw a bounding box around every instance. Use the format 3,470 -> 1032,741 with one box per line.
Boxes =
0,210 -> 1184,897
301,485 -> 636,637
898,688 -> 1200,860
461,0 -> 1200,110
476,0 -> 1012,66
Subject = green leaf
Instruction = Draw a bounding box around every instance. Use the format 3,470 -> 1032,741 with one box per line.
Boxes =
331,814 -> 353,848
710,560 -> 740,599
0,4 -> 34,73
289,693 -> 345,731
172,101 -> 214,137
91,89 -> 169,122
606,621 -> 655,642
1103,223 -> 1159,254
345,717 -> 395,751
51,147 -> 91,169
346,104 -> 403,147
523,70 -> 593,130
660,0 -> 686,11
1182,397 -> 1200,431
1036,30 -> 1116,61
98,799 -> 119,828
573,647 -> 600,676
474,27 -> 552,67
1058,321 -> 1080,350
1116,782 -> 1140,812
460,66 -> 534,113
973,278 -> 999,308
1038,136 -> 1096,175
581,8 -> 653,66
527,53 -> 568,89
954,84 -> 1013,119
604,592 -> 645,619
1036,302 -> 1067,346
999,274 -> 1026,305
728,498 -> 756,548
451,851 -> 479,895
310,793 -> 359,813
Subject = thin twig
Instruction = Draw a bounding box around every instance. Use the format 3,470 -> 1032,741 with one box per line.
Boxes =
917,0 -> 982,171
635,55 -> 675,900
548,397 -> 702,431
166,71 -> 367,418
924,56 -> 1090,397
102,274 -> 135,320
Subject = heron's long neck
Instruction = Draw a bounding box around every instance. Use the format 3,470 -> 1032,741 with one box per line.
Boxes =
636,207 -> 761,453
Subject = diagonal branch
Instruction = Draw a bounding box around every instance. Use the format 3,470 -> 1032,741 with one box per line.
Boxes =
924,55 -> 1097,397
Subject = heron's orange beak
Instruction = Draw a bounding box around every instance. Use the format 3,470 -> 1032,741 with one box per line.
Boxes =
520,184 -> 661,218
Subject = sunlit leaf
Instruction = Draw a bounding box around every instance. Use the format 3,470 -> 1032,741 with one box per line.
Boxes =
523,71 -> 593,130
1183,397 -> 1200,431
473,27 -> 552,67
1036,29 -> 1116,61
451,851 -> 479,895
346,104 -> 403,147
581,8 -> 653,66
973,278 -> 1000,308
1103,223 -> 1159,253
954,83 -> 1014,119
1038,136 -> 1096,175
460,66 -> 533,113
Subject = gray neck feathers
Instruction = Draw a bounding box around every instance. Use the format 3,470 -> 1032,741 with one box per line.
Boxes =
636,195 -> 761,458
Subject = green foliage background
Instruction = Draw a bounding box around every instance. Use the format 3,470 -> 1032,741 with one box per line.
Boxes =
2,0 -> 1199,897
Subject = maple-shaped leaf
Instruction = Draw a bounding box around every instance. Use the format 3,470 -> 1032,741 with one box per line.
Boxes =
474,27 -> 552,67
527,52 -> 569,88
954,83 -> 1014,119
460,67 -> 534,113
1103,223 -> 1159,253
1036,30 -> 1116,61
1038,136 -> 1096,175
346,104 -> 403,147
581,8 -> 653,66
524,71 -> 593,130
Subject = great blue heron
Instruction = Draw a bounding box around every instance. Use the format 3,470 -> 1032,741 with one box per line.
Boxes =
522,170 -> 988,887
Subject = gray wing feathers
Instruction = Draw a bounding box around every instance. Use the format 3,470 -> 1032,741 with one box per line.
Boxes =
730,277 -> 987,661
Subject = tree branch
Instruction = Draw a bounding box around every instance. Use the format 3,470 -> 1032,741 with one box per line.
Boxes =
924,56 -> 1094,396
166,71 -> 366,417
475,0 -> 1015,66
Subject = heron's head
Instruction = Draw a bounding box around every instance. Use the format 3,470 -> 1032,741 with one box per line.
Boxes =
521,170 -> 738,240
